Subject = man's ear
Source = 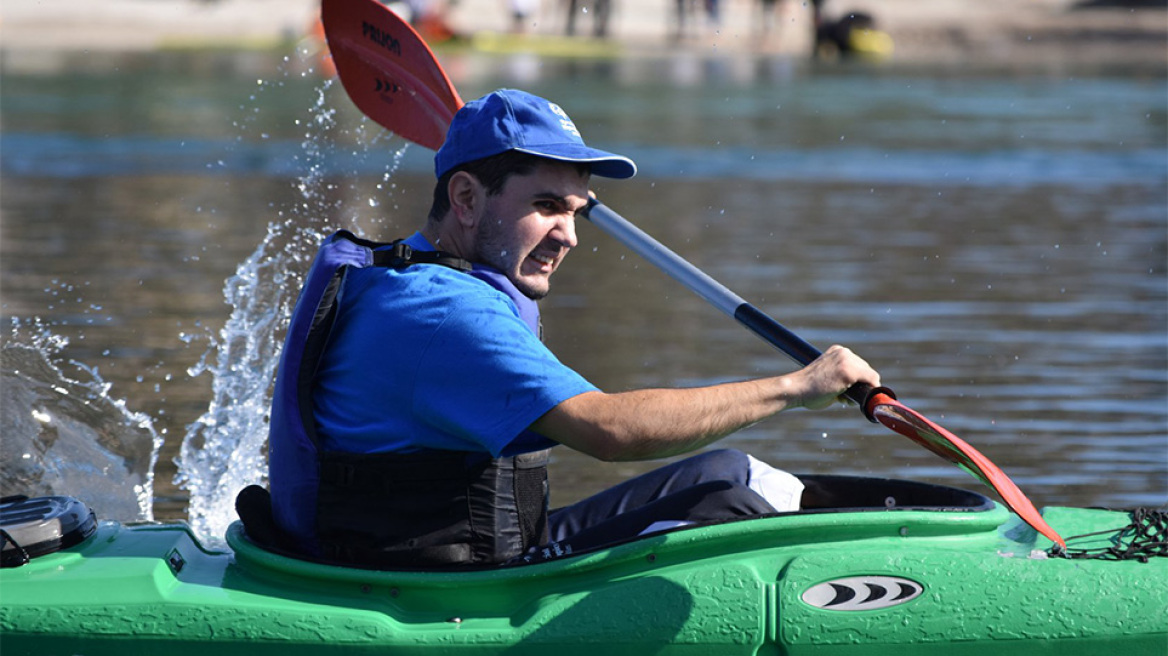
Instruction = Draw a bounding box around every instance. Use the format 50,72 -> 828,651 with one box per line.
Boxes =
447,171 -> 484,229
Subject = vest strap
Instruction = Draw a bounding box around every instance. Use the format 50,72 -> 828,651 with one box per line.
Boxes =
372,241 -> 473,272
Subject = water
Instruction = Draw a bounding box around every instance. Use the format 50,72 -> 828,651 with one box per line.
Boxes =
1,46 -> 1165,545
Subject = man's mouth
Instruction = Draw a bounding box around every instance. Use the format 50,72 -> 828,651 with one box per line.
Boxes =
529,253 -> 555,269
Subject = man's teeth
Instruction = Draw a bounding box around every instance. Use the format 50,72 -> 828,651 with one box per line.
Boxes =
531,254 -> 554,265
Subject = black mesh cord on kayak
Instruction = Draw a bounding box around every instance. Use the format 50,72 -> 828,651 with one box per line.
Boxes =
1057,508 -> 1168,562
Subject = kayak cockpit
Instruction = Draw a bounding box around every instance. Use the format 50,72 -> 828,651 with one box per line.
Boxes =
0,475 -> 1002,573
798,473 -> 994,512
229,474 -> 1004,579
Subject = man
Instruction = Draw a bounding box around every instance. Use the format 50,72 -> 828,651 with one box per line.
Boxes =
267,89 -> 881,568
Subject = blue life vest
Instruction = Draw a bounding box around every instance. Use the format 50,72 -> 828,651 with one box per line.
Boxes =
268,230 -> 549,567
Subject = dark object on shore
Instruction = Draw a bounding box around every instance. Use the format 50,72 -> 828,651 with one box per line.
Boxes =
813,1 -> 893,60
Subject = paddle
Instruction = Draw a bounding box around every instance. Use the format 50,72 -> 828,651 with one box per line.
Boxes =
586,202 -> 1066,550
319,0 -> 1066,551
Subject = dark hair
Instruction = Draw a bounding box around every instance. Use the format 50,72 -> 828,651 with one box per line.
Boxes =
427,150 -> 588,222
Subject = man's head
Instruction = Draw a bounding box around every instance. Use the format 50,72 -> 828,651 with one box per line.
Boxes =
425,90 -> 636,299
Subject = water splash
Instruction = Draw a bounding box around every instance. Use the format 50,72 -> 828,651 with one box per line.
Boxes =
174,71 -> 412,546
1,52 -> 412,545
1,318 -> 160,521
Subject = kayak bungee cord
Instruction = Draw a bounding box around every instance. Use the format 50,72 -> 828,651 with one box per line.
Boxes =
318,0 -> 1066,551
1060,507 -> 1167,562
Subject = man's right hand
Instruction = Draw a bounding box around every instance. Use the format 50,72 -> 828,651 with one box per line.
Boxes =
782,345 -> 881,411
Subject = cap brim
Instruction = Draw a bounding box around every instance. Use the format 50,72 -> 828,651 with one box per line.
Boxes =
514,144 -> 637,179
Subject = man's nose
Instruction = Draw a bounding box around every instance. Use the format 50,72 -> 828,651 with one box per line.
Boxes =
552,214 -> 578,249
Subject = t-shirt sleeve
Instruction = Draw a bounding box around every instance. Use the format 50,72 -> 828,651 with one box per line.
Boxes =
410,291 -> 597,457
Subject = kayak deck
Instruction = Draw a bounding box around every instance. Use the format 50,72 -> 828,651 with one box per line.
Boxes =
2,476 -> 1166,655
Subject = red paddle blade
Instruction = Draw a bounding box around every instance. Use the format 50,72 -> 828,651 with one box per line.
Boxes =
321,0 -> 463,151
866,393 -> 1066,550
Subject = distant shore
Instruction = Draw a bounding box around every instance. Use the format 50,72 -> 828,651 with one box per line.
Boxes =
1,0 -> 1164,69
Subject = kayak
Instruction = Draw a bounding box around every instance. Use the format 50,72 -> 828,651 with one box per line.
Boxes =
2,475 -> 1165,655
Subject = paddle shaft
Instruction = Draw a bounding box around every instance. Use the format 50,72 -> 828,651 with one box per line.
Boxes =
584,200 -> 881,415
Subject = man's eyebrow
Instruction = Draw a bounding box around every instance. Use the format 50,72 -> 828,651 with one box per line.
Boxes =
532,191 -> 589,212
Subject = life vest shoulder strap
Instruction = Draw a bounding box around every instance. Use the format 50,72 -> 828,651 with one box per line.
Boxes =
370,238 -> 472,272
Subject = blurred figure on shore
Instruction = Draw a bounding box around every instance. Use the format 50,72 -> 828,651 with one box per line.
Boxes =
509,0 -> 538,33
565,0 -> 613,38
757,0 -> 779,36
705,0 -> 722,29
812,0 -> 893,60
672,0 -> 721,41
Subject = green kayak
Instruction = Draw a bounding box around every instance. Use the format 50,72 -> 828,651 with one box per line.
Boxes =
2,475 -> 1165,655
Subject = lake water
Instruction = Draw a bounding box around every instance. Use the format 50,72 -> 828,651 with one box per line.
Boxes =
2,45 -> 1165,544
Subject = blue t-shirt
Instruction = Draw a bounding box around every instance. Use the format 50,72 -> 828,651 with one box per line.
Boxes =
312,233 -> 597,457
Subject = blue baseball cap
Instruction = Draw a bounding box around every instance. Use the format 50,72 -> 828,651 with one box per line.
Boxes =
435,89 -> 637,180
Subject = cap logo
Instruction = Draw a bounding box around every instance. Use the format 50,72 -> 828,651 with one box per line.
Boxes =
547,102 -> 580,138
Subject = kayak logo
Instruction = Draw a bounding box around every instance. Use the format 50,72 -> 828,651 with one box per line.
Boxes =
801,576 -> 923,611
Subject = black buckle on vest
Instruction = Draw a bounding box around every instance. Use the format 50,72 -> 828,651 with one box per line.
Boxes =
385,242 -> 417,269
374,241 -> 473,273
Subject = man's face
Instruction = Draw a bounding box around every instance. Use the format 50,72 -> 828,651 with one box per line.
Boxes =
473,160 -> 590,300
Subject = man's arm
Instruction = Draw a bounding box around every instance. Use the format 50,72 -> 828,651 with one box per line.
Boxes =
530,345 -> 880,462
